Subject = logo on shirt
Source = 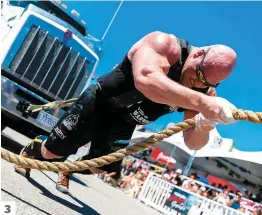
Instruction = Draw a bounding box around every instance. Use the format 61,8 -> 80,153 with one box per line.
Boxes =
54,127 -> 66,139
62,114 -> 79,131
130,107 -> 151,125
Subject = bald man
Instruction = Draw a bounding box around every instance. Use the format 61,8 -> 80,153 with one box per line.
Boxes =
15,31 -> 237,193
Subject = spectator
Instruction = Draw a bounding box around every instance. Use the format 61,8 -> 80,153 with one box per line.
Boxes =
209,189 -> 219,200
203,191 -> 209,198
170,169 -> 183,186
162,170 -> 171,182
119,172 -> 136,190
238,207 -> 246,213
192,184 -> 200,193
213,188 -> 229,205
121,159 -> 134,176
223,185 -> 228,190
131,171 -> 145,197
227,191 -> 242,210
211,182 -> 217,187
104,172 -> 117,185
123,171 -> 146,198
197,172 -> 210,185
196,186 -> 206,196
217,184 -> 223,189
135,165 -> 143,175
182,174 -> 196,190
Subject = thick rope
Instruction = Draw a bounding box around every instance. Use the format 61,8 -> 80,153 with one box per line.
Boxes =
1,109 -> 261,172
26,98 -> 77,112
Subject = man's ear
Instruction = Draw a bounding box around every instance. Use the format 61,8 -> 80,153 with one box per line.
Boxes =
207,87 -> 217,97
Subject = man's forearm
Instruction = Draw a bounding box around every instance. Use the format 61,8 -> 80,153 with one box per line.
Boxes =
183,128 -> 210,150
137,72 -> 206,111
183,110 -> 215,150
164,77 -> 206,110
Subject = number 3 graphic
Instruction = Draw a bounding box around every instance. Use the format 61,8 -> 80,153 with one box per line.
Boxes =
4,205 -> 11,213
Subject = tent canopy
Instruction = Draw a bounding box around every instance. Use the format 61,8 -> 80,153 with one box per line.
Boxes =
132,129 -> 262,165
131,129 -> 262,188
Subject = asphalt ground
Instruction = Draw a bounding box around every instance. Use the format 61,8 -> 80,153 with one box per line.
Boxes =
1,127 -> 161,215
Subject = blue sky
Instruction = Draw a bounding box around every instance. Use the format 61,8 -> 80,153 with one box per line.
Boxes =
66,1 -> 262,151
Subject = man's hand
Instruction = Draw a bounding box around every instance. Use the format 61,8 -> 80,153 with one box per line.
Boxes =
199,96 -> 237,124
194,113 -> 217,131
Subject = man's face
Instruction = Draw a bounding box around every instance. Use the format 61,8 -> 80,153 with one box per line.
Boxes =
181,48 -> 219,89
180,70 -> 207,89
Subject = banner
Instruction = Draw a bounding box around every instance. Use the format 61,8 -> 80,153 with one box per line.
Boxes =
164,186 -> 262,214
150,146 -> 176,168
240,199 -> 262,212
165,186 -> 202,214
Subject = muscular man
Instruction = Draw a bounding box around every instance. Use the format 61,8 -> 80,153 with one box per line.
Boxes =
14,31 -> 237,193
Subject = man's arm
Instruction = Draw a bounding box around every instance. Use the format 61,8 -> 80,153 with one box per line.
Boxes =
183,110 -> 211,150
183,88 -> 217,150
132,32 -> 207,111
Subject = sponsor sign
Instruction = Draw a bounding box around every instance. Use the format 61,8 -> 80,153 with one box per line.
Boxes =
150,146 -> 176,168
165,186 -> 201,214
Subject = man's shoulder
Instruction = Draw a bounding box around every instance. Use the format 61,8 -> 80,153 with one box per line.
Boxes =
145,31 -> 180,54
145,31 -> 175,41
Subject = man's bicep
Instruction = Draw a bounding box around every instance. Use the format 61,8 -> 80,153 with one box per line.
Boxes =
132,46 -> 169,79
132,46 -> 170,92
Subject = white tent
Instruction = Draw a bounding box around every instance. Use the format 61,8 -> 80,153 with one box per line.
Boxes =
131,129 -> 262,188
131,129 -> 262,165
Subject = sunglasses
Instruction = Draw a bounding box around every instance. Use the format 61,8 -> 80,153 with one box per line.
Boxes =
195,48 -> 220,88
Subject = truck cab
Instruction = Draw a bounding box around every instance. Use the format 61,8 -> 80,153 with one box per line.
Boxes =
1,0 -> 102,137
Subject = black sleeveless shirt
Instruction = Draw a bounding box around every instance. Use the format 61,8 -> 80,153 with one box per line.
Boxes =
97,39 -> 209,125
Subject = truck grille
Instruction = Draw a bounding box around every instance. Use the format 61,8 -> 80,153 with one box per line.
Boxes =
8,25 -> 89,100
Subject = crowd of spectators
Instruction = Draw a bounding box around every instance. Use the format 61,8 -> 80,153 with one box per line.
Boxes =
161,169 -> 261,214
97,157 -> 149,198
95,156 -> 261,215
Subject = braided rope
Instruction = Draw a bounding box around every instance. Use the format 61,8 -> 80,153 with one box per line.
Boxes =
1,109 -> 261,172
26,98 -> 77,112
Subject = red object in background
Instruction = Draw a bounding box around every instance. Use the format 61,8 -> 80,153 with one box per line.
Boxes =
150,146 -> 176,168
207,175 -> 238,193
240,198 -> 261,212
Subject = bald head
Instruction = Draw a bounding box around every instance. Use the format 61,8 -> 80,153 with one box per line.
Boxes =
203,45 -> 237,83
182,44 -> 237,87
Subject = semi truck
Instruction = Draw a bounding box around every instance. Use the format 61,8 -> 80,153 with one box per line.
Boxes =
1,0 -> 104,138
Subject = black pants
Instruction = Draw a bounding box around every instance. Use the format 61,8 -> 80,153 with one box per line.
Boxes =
45,85 -> 135,175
